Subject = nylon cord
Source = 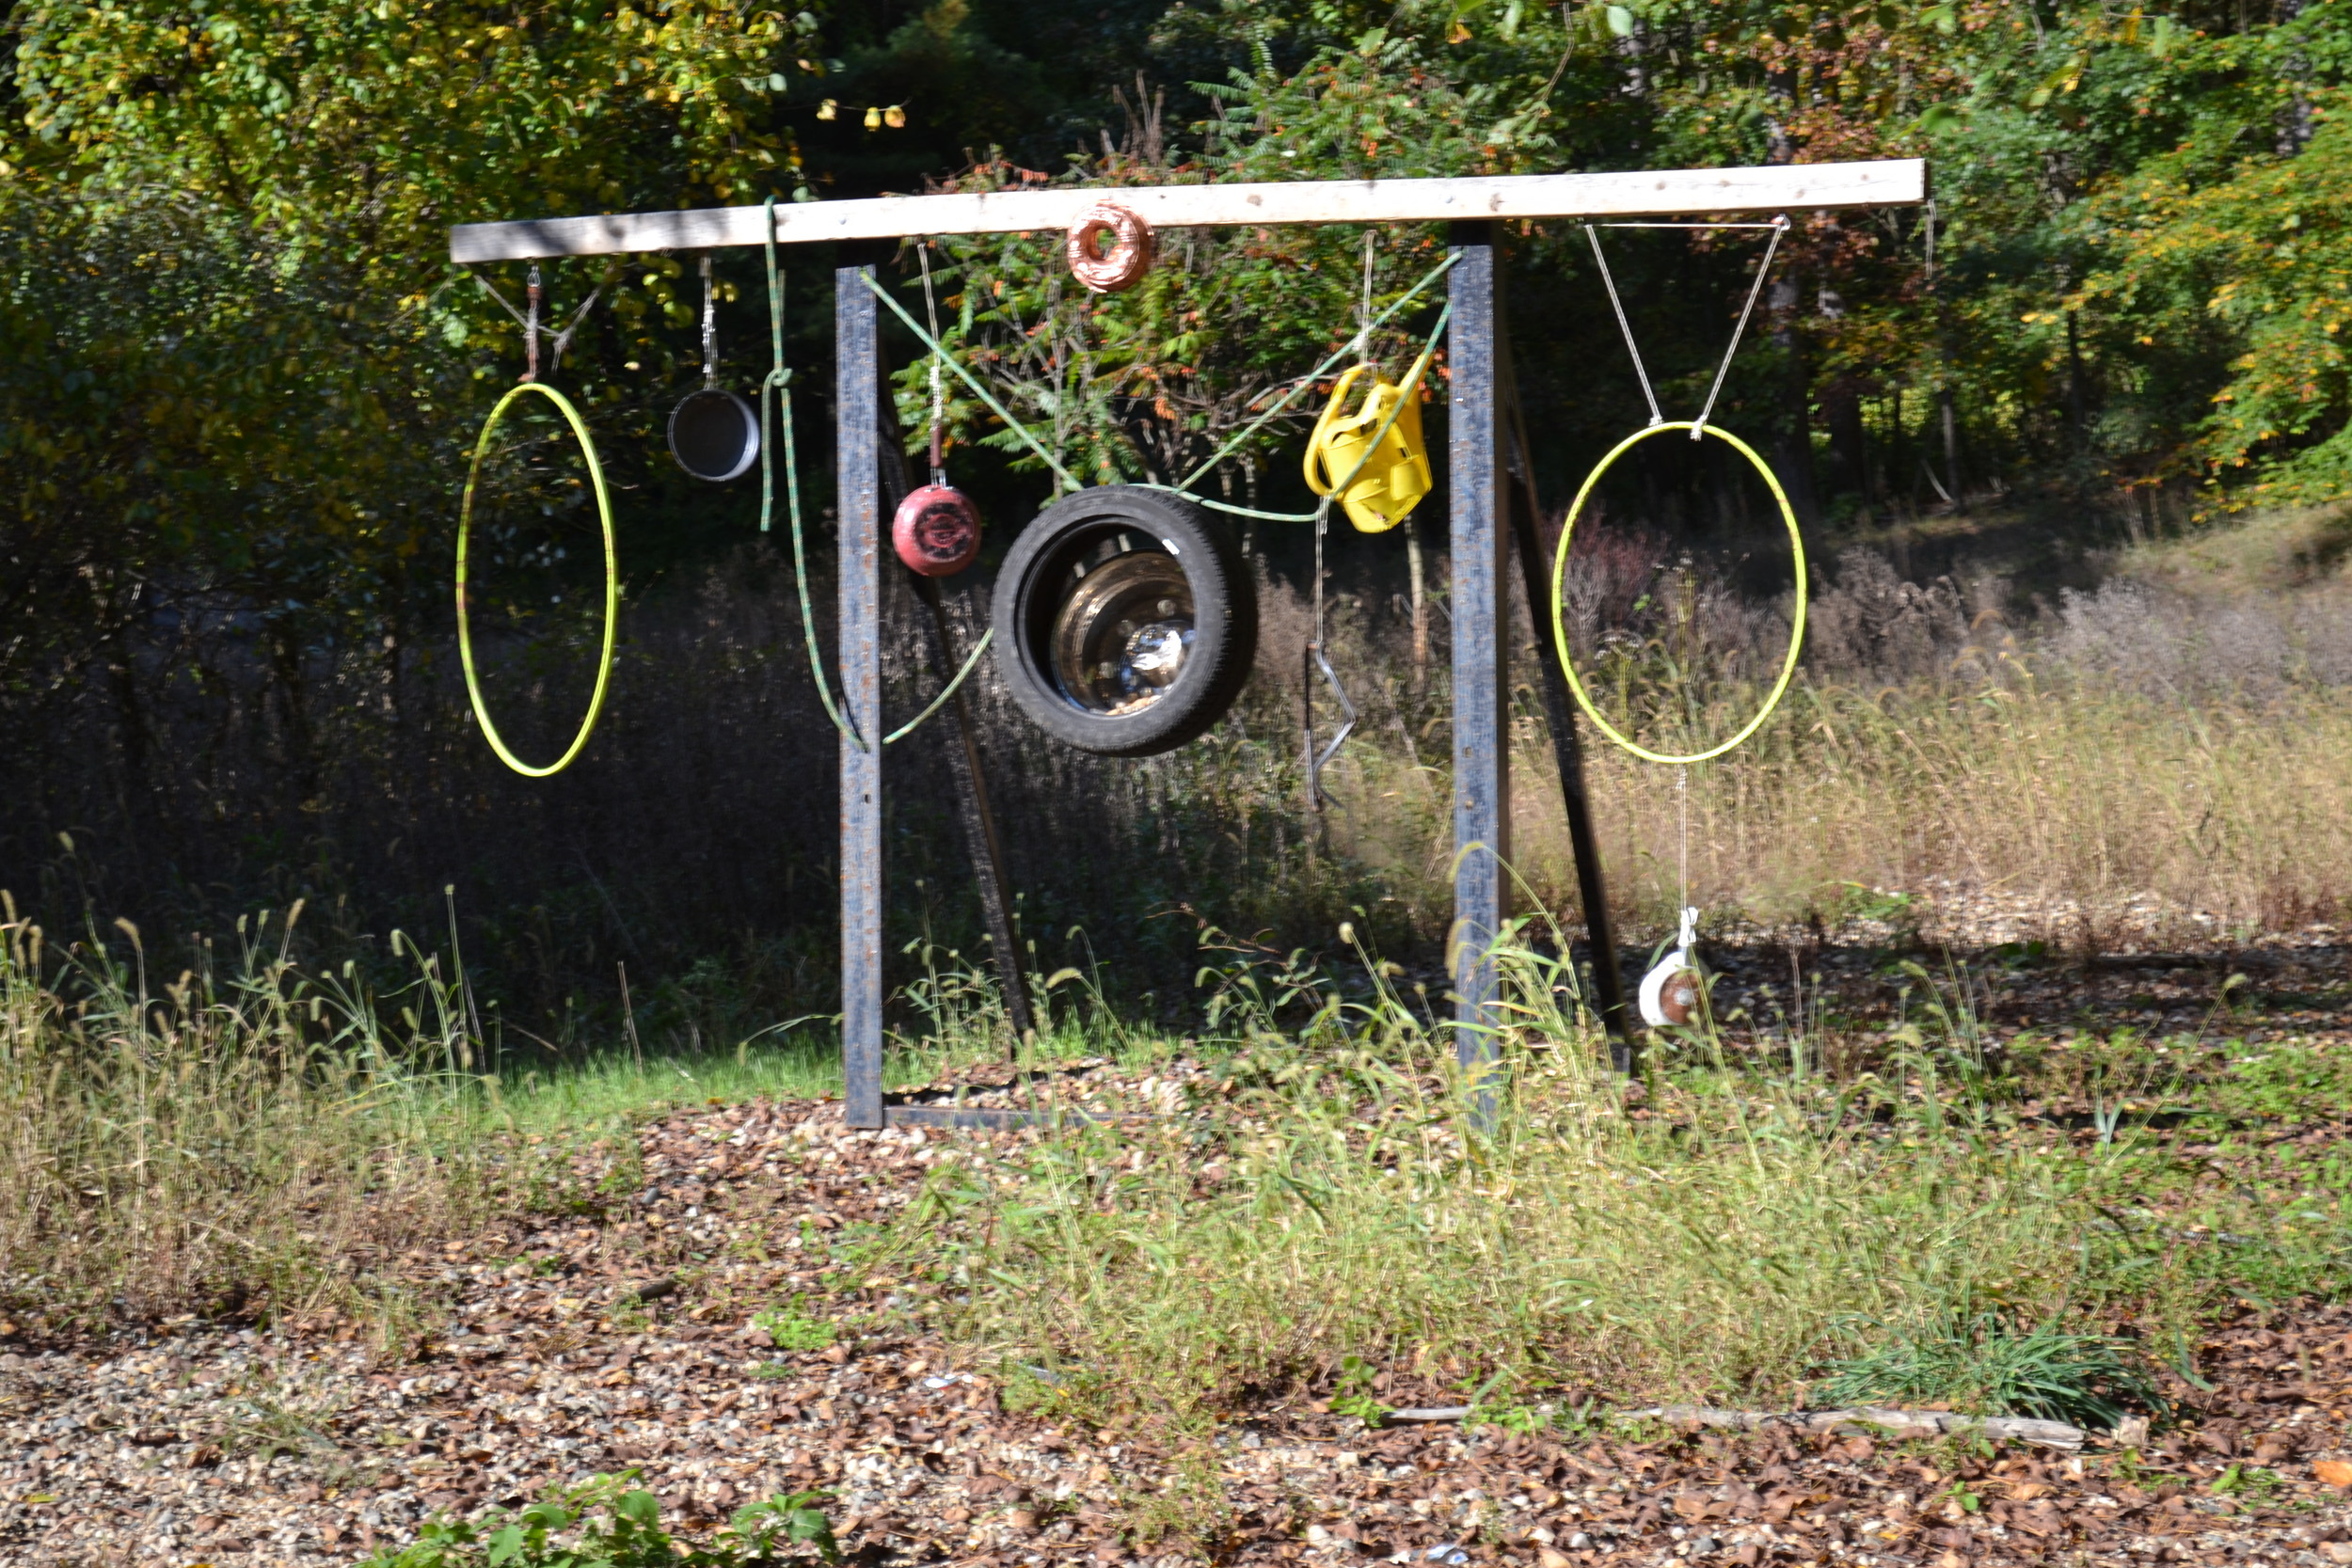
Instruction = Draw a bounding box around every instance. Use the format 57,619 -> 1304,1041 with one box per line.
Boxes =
1677,765 -> 1690,916
1586,228 -> 1661,426
1691,215 -> 1788,439
763,195 -> 866,750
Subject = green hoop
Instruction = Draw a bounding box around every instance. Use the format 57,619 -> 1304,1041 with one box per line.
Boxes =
1548,420 -> 1807,766
455,381 -> 619,778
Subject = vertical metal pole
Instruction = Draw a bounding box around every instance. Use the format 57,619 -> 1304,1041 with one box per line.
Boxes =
837,261 -> 884,1130
1497,334 -> 1634,1072
1448,222 -> 1507,1113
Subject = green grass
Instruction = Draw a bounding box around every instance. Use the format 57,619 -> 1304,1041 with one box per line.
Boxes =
1813,1308 -> 2164,1428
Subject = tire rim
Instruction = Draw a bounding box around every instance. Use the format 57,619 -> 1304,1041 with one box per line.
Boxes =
1040,532 -> 1196,717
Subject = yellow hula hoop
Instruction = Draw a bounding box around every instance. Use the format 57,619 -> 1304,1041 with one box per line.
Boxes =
1548,420 -> 1806,766
456,382 -> 619,778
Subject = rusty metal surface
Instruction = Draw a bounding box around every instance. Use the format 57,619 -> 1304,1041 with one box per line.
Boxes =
1446,224 -> 1506,1114
838,264 -> 884,1131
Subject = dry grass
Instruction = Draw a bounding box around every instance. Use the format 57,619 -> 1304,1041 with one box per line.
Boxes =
0,900 -> 509,1337
900,941 -> 2248,1428
1288,512 -> 2352,945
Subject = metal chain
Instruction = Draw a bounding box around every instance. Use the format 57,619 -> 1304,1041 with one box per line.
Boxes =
525,265 -> 541,383
919,241 -> 946,484
700,255 -> 718,388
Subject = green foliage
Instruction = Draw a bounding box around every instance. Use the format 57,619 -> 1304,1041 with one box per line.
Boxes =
753,1299 -> 838,1352
1327,1354 -> 1392,1425
358,1473 -> 838,1568
1816,1308 -> 2164,1430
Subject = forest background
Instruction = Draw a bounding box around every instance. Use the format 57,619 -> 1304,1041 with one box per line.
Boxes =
3,0 -> 2349,1048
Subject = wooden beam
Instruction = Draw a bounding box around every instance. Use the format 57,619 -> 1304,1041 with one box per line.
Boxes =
449,159 -> 1925,261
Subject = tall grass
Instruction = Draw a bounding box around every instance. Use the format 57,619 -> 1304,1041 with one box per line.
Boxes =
1295,532 -> 2352,942
0,900 -> 478,1331
897,937 -> 2211,1424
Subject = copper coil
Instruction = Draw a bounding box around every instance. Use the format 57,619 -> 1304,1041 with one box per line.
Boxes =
1065,201 -> 1155,293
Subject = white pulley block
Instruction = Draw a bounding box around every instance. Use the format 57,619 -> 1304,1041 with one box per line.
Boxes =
1638,905 -> 1705,1028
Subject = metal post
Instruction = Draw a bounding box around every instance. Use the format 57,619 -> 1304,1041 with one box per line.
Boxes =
837,259 -> 884,1130
1448,222 -> 1507,1111
1496,321 -> 1635,1071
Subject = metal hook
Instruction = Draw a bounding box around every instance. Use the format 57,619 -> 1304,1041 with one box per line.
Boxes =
1306,643 -> 1359,810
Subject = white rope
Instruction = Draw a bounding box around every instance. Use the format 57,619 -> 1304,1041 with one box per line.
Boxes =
1690,215 -> 1788,440
1677,764 -> 1690,916
1586,227 -> 1662,427
1585,217 -> 1790,441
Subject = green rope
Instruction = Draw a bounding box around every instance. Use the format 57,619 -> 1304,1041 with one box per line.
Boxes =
865,250 -> 1457,524
1167,250 -> 1458,498
772,199 -> 994,748
1149,293 -> 1451,522
764,196 -> 866,751
884,631 -> 993,745
860,271 -> 1082,493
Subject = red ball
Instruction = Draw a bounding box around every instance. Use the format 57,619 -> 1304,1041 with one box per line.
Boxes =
892,483 -> 982,577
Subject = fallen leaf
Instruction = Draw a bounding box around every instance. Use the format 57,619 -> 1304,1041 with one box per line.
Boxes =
2317,1460 -> 2352,1488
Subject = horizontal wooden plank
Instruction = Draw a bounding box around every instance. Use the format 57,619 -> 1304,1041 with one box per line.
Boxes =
448,159 -> 1924,262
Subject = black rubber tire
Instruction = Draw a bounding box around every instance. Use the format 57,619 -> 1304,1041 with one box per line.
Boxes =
990,486 -> 1257,757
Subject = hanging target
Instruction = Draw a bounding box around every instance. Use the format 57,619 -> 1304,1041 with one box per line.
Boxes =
1637,907 -> 1706,1028
670,256 -> 762,482
456,380 -> 620,778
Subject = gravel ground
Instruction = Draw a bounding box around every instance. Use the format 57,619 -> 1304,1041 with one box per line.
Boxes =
7,929 -> 2352,1568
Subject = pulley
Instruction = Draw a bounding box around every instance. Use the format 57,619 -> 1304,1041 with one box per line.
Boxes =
1637,906 -> 1706,1029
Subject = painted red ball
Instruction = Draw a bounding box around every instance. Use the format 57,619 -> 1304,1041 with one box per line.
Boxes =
892,483 -> 982,577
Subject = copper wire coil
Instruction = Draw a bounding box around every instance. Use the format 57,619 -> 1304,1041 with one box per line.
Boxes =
1065,201 -> 1155,293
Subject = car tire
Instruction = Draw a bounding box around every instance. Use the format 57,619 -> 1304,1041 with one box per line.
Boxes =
989,486 -> 1256,757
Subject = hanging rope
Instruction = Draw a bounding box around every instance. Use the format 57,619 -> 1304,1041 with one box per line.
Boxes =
472,264 -> 610,382
767,203 -> 990,748
758,196 -> 866,750
859,249 -> 1459,523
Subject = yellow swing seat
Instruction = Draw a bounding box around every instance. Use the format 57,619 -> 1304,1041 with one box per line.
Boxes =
1304,362 -> 1433,533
